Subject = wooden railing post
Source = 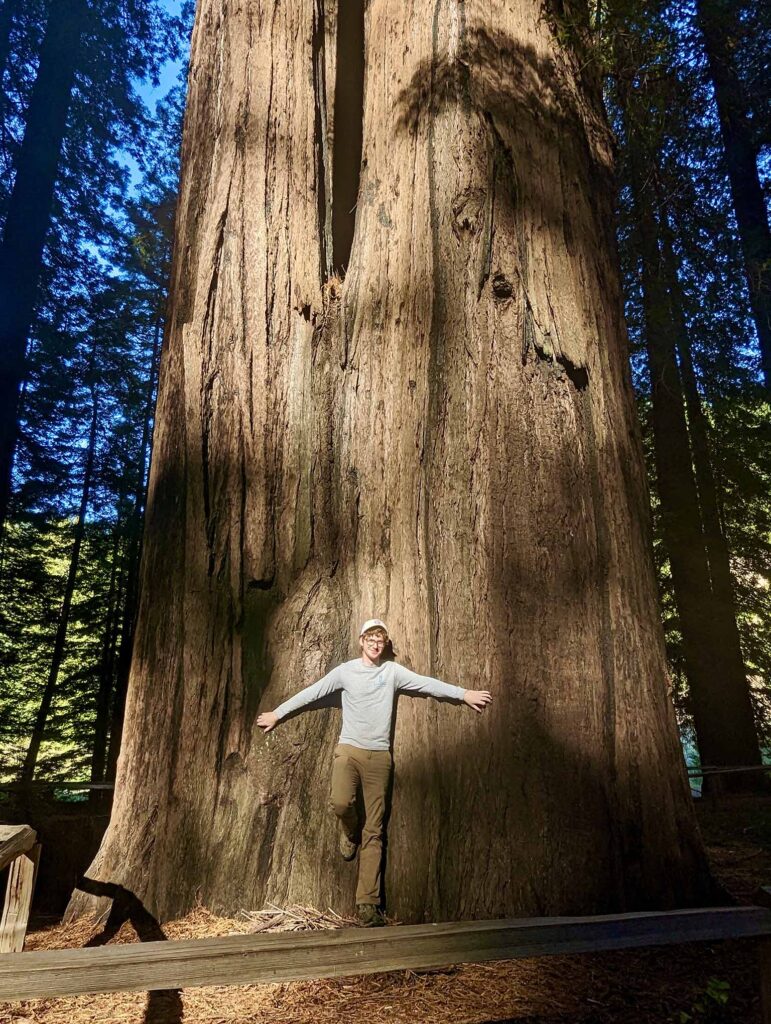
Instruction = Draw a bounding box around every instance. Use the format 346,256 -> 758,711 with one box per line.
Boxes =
0,825 -> 40,954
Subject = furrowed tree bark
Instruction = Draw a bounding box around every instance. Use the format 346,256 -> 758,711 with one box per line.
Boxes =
21,386 -> 99,782
696,0 -> 771,389
0,0 -> 88,536
623,100 -> 760,775
69,0 -> 713,924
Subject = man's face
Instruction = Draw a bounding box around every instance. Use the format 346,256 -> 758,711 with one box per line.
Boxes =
360,630 -> 387,660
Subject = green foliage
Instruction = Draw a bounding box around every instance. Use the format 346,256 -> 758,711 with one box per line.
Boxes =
0,517 -> 115,780
672,977 -> 731,1023
0,1 -> 190,782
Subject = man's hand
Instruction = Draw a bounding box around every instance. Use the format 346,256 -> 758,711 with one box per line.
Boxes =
257,711 -> 278,732
464,690 -> 493,713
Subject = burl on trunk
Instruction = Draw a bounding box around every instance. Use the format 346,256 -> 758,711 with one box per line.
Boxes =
68,0 -> 712,924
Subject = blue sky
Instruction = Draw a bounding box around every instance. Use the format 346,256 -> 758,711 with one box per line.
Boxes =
125,0 -> 190,192
137,0 -> 189,107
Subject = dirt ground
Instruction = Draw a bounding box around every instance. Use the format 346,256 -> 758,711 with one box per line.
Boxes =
3,795 -> 771,1024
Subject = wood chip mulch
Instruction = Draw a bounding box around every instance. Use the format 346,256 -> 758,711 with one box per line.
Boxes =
2,797 -> 770,1024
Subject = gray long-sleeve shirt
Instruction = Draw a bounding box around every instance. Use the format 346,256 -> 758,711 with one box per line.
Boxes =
273,659 -> 466,751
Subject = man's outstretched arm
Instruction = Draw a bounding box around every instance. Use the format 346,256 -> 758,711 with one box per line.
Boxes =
257,666 -> 343,732
393,665 -> 492,713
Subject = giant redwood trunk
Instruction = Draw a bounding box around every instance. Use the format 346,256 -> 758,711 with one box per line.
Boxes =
69,0 -> 713,924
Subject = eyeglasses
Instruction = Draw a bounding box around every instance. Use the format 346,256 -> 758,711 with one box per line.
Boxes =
363,636 -> 386,646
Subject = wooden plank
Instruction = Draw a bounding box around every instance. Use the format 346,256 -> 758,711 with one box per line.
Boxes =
2,905 -> 771,1001
0,826 -> 36,873
0,844 -> 40,954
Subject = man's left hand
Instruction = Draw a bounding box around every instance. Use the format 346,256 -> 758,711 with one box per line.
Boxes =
464,690 -> 493,713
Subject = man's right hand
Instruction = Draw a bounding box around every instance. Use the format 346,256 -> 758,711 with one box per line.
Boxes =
257,711 -> 278,732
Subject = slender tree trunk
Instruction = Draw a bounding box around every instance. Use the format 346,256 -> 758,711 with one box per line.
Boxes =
624,108 -> 760,773
21,387 -> 99,781
0,0 -> 88,535
91,524 -> 124,790
658,214 -> 759,766
69,0 -> 712,925
696,0 -> 771,389
106,317 -> 163,781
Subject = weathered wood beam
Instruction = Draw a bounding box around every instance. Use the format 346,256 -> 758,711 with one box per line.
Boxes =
0,844 -> 40,953
0,826 -> 36,873
2,906 -> 771,1001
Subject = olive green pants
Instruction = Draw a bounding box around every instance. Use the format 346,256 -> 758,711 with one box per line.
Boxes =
330,743 -> 392,905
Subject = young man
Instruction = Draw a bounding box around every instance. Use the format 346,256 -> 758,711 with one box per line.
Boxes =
257,619 -> 493,926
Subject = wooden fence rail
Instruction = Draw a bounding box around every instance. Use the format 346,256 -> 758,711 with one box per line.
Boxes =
2,905 -> 771,1006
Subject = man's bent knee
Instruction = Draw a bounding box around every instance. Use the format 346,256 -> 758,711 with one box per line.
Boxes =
330,797 -> 356,819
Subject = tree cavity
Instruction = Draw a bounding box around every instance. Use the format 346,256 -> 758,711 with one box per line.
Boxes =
331,0 -> 365,276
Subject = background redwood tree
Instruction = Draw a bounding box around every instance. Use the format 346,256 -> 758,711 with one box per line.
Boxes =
69,0 -> 713,924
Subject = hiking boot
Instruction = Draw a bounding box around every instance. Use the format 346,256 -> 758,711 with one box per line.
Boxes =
356,903 -> 385,927
339,832 -> 359,861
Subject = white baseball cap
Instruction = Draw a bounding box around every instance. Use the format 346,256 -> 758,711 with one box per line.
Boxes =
359,618 -> 389,637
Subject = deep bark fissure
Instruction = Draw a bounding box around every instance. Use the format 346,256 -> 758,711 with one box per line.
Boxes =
331,0 -> 365,274
424,0 -> 448,673
312,0 -> 331,279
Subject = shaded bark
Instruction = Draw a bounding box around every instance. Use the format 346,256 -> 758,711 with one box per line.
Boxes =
696,0 -> 771,389
624,102 -> 760,774
21,386 -> 99,781
70,0 -> 712,925
0,0 -> 88,535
